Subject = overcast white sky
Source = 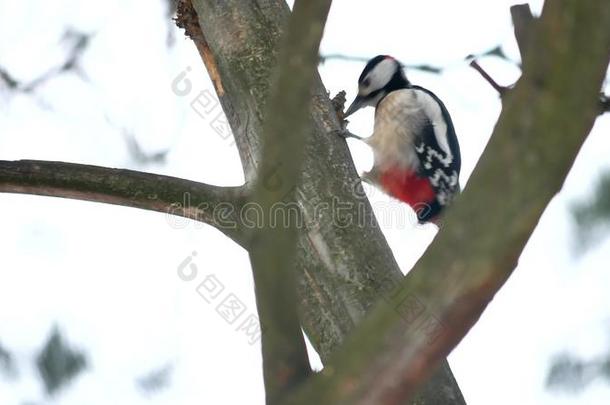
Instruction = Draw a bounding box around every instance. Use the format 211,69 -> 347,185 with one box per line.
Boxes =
1,0 -> 610,404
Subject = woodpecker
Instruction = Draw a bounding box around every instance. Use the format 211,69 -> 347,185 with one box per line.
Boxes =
341,55 -> 461,224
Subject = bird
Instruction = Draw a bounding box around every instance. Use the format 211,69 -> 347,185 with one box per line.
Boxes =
340,55 -> 461,224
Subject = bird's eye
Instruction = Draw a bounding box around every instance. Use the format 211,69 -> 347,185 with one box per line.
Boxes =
362,78 -> 371,87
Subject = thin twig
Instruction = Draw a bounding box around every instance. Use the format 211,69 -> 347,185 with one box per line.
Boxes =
320,45 -> 514,74
469,59 -> 511,96
467,5 -> 534,99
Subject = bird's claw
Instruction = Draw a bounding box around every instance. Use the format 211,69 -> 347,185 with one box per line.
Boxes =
332,128 -> 362,140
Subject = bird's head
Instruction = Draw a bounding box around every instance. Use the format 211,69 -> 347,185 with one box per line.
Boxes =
344,55 -> 410,117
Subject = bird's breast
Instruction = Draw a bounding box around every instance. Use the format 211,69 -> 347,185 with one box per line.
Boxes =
366,90 -> 424,171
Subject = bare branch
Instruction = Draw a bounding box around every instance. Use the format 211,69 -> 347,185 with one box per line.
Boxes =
0,160 -> 249,246
247,0 -> 332,402
282,1 -> 610,404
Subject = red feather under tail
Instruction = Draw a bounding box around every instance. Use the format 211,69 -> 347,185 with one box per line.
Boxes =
379,167 -> 436,208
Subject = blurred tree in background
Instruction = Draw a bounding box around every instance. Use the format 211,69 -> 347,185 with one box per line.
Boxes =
572,171 -> 610,251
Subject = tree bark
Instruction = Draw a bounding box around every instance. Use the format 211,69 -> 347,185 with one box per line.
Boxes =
245,1 -> 332,403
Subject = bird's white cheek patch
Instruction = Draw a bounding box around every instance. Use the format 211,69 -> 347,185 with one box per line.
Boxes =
363,58 -> 397,95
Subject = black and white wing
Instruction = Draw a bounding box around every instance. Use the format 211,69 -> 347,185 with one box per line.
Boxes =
410,86 -> 461,206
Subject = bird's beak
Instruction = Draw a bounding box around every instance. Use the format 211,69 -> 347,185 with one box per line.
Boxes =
344,95 -> 365,118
